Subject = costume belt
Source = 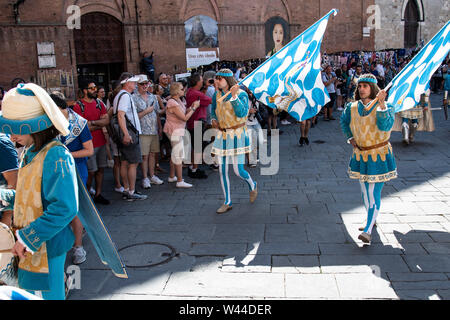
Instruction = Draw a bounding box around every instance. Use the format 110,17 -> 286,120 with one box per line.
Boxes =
219,123 -> 246,132
357,140 -> 389,151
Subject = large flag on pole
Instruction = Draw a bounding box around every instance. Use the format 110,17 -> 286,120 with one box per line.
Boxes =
387,20 -> 450,113
241,9 -> 338,121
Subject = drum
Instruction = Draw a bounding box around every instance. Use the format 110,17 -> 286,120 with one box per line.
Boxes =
0,222 -> 18,287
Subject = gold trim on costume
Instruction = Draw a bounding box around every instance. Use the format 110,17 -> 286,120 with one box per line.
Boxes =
211,146 -> 251,157
348,168 -> 397,183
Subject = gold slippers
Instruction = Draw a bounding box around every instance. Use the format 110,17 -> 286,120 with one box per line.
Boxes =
250,184 -> 258,203
216,204 -> 232,214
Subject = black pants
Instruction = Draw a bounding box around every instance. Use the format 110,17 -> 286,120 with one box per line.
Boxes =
324,93 -> 336,110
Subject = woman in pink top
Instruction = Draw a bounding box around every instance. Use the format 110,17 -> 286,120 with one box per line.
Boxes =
163,82 -> 199,188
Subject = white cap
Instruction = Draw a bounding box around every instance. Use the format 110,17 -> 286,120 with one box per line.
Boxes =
137,74 -> 149,83
120,75 -> 140,84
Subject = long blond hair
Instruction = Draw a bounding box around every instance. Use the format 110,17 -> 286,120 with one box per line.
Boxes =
169,82 -> 184,97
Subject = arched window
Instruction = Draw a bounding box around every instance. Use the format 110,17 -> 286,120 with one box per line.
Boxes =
404,0 -> 420,48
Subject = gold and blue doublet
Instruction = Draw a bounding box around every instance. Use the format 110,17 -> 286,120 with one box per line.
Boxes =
340,100 -> 397,183
14,140 -> 77,291
211,89 -> 251,157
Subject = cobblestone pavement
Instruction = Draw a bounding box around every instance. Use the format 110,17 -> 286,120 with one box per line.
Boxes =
68,93 -> 450,300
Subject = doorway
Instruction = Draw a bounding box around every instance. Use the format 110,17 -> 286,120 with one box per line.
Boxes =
404,0 -> 420,48
74,12 -> 125,95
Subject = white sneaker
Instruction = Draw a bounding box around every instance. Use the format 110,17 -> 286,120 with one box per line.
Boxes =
142,177 -> 151,189
114,186 -> 124,193
168,176 -> 178,183
89,187 -> 95,196
72,246 -> 86,265
150,175 -> 164,185
176,180 -> 193,188
126,191 -> 148,201
107,159 -> 114,168
337,107 -> 344,111
281,120 -> 291,125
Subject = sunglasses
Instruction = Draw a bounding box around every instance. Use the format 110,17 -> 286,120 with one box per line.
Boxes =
87,86 -> 97,90
139,82 -> 149,86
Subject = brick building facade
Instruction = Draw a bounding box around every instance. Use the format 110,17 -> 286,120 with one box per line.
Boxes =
0,0 -> 447,96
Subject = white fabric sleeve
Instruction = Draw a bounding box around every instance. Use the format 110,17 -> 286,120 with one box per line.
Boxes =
15,230 -> 35,254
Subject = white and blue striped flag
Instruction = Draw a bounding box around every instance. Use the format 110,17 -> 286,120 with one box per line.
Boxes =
241,9 -> 338,121
387,20 -> 450,112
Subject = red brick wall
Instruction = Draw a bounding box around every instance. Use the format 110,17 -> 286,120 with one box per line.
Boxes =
0,25 -> 76,90
0,0 -> 376,90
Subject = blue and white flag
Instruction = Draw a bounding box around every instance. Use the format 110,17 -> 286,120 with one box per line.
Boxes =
241,9 -> 338,121
387,20 -> 450,112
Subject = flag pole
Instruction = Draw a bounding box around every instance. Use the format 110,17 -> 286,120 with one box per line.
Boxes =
217,9 -> 339,103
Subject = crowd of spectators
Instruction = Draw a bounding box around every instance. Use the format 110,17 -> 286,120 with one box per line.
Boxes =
0,48 -> 448,279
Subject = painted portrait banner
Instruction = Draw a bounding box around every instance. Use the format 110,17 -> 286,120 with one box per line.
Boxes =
265,17 -> 290,58
185,15 -> 219,69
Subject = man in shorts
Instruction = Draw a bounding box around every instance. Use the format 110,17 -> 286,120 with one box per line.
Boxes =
133,75 -> 164,188
113,73 -> 148,201
73,80 -> 110,205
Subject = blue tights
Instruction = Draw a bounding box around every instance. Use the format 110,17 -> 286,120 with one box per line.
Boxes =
360,181 -> 384,234
219,155 -> 256,206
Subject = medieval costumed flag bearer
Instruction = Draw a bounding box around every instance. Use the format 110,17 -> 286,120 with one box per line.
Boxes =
211,69 -> 258,214
340,74 -> 397,244
0,83 -> 127,300
212,10 -> 338,212
340,19 -> 449,245
392,88 -> 435,144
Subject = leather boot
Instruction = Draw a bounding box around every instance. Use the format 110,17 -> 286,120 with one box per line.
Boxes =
409,123 -> 418,143
216,204 -> 232,214
358,232 -> 371,244
249,183 -> 258,203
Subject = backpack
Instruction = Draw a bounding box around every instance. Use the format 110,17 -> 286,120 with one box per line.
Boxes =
73,98 -> 103,116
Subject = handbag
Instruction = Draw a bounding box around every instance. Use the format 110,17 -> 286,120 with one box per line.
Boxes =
111,92 -> 140,147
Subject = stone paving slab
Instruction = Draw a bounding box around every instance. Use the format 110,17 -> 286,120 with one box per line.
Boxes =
403,255 -> 450,273
335,274 -> 398,299
188,243 -> 248,256
285,274 -> 339,298
221,255 -> 272,273
271,255 -> 321,274
249,242 -> 319,255
319,255 -> 411,273
394,290 -> 441,300
163,272 -> 285,298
